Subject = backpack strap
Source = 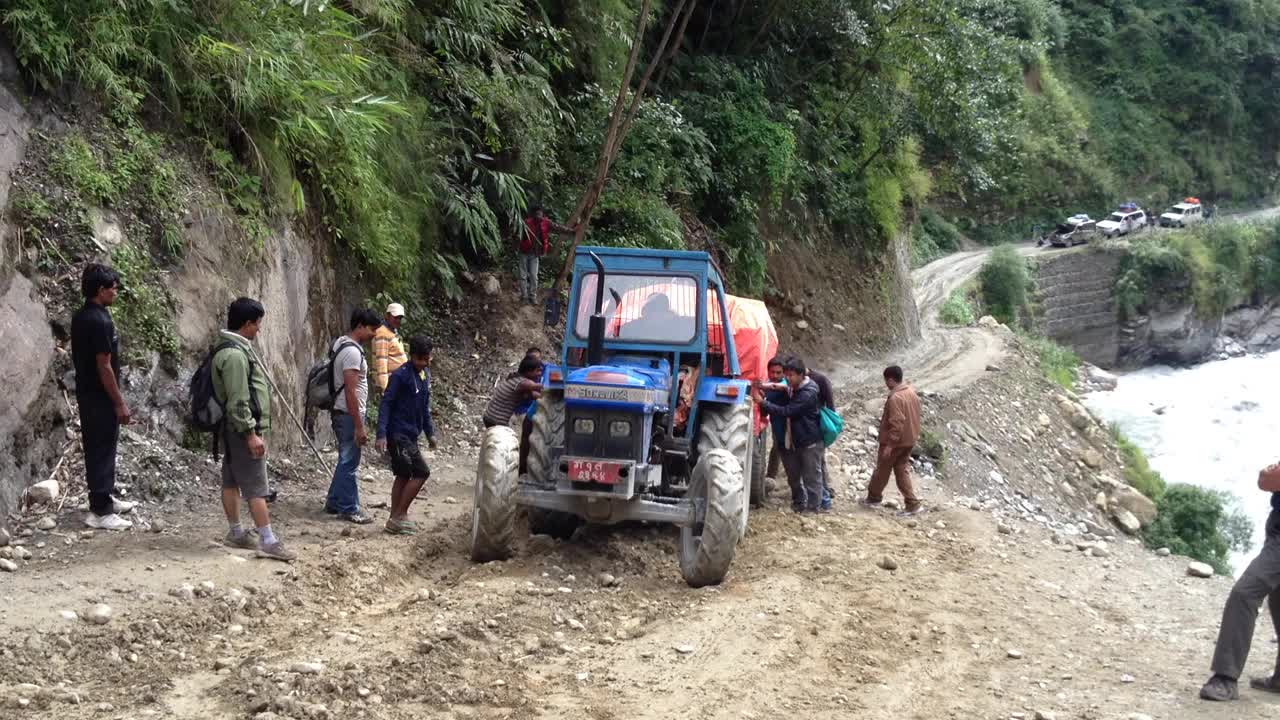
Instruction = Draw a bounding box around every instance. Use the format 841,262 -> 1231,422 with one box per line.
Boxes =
328,337 -> 365,397
213,340 -> 263,431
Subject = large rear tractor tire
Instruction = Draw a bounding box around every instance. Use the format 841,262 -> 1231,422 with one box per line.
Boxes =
697,399 -> 754,535
470,426 -> 519,563
749,429 -> 768,507
679,449 -> 745,588
525,393 -> 582,539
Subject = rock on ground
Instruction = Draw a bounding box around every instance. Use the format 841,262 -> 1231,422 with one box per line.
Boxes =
85,604 -> 113,625
0,558 -> 17,572
1187,562 -> 1214,579
1111,486 -> 1158,527
26,480 -> 60,504
877,556 -> 899,571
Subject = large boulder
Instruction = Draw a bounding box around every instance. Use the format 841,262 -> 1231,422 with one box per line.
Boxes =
1112,507 -> 1142,535
1111,486 -> 1158,527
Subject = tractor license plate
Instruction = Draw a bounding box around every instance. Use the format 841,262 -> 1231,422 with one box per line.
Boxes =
567,460 -> 625,484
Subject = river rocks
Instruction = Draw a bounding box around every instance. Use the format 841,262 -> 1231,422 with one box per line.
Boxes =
289,661 -> 325,675
1156,547 -> 1172,557
478,273 -> 501,296
1111,486 -> 1158,527
169,584 -> 196,602
1037,413 -> 1051,429
1112,508 -> 1142,536
35,517 -> 56,531
0,526 -> 9,546
1223,301 -> 1280,352
0,558 -> 17,572
1079,364 -> 1118,392
26,480 -> 60,504
1007,648 -> 1024,659
877,556 -> 899,571
85,604 -> 113,625
597,572 -> 617,588
795,320 -> 810,331
1187,562 -> 1215,579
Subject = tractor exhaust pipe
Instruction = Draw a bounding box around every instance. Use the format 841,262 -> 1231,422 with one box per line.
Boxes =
587,251 -> 606,366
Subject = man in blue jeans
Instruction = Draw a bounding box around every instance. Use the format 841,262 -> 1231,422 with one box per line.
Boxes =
324,308 -> 381,524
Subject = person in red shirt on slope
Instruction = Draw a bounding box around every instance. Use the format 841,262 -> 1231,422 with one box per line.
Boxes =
517,206 -> 574,305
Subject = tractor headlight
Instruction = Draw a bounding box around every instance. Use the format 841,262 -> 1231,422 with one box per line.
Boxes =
574,418 -> 595,435
609,420 -> 631,437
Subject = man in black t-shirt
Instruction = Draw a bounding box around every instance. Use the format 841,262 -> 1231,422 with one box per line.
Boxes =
70,264 -> 135,531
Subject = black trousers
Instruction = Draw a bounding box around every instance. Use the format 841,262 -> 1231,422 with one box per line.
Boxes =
79,395 -> 119,516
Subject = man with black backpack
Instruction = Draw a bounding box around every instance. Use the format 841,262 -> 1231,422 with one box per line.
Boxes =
324,308 -> 381,524
210,298 -> 295,561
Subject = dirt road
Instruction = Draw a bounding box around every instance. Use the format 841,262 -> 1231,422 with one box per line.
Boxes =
833,244 -> 1039,394
5,232 -> 1278,718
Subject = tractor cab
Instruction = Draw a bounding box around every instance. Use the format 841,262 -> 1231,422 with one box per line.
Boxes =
469,246 -> 777,588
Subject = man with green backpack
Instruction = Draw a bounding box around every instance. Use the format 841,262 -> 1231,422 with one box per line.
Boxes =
207,298 -> 295,561
752,356 -> 827,514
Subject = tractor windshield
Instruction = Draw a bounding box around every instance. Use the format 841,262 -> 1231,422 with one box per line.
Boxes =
575,274 -> 699,344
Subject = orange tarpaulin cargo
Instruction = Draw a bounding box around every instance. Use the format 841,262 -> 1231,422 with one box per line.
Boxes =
712,295 -> 779,435
576,279 -> 778,434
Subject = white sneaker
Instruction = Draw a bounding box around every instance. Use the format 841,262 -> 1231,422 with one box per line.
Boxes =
110,497 -> 137,514
84,513 -> 134,531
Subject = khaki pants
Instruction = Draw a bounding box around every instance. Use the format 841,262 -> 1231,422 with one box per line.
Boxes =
867,445 -> 919,510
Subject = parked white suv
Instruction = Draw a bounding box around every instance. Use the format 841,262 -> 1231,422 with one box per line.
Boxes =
1160,202 -> 1203,228
1097,209 -> 1147,237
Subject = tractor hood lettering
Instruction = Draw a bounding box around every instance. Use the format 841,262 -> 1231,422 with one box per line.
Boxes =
565,384 -> 666,406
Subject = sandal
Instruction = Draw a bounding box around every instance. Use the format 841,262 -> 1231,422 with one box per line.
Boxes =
383,519 -> 417,535
1250,675 -> 1280,694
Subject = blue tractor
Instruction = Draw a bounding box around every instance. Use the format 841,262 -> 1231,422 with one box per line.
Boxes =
470,247 -> 763,587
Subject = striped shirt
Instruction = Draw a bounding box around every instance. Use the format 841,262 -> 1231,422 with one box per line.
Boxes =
484,375 -> 529,427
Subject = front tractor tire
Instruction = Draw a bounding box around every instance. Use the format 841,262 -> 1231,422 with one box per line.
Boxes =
679,449 -> 745,588
525,393 -> 582,539
470,426 -> 519,563
697,399 -> 755,535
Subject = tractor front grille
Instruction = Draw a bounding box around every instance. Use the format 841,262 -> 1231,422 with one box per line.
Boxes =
566,409 -> 645,462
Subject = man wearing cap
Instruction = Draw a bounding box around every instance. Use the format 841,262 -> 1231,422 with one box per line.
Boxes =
374,303 -> 408,393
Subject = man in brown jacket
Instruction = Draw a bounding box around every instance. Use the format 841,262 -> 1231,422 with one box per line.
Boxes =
862,365 -> 923,515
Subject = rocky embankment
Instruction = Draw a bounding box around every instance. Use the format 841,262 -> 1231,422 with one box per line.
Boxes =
1032,244 -> 1280,369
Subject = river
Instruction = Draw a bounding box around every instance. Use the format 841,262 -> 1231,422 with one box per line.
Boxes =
1084,351 -> 1280,572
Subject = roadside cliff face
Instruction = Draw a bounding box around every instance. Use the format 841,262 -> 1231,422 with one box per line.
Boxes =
0,65 -> 362,518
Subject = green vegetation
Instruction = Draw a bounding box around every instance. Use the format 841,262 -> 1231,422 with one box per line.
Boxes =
1145,484 -> 1253,576
1116,219 -> 1280,319
1103,422 -> 1252,575
938,289 -> 976,327
110,242 -> 180,363
1107,423 -> 1167,501
5,0 -> 1279,302
1022,334 -> 1080,390
912,208 -> 966,268
916,428 -> 946,464
979,245 -> 1031,325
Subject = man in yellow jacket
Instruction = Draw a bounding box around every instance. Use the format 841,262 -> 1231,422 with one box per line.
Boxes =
374,302 -> 408,392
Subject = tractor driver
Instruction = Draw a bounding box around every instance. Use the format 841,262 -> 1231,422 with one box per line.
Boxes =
622,293 -> 680,341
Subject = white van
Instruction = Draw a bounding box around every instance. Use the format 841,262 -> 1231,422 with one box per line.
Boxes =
1160,202 -> 1203,228
1097,209 -> 1147,238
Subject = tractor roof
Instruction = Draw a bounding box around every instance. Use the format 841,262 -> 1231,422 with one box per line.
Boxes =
573,246 -> 725,285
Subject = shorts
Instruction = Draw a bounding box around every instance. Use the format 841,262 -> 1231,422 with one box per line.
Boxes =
389,435 -> 430,479
222,430 -> 270,499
